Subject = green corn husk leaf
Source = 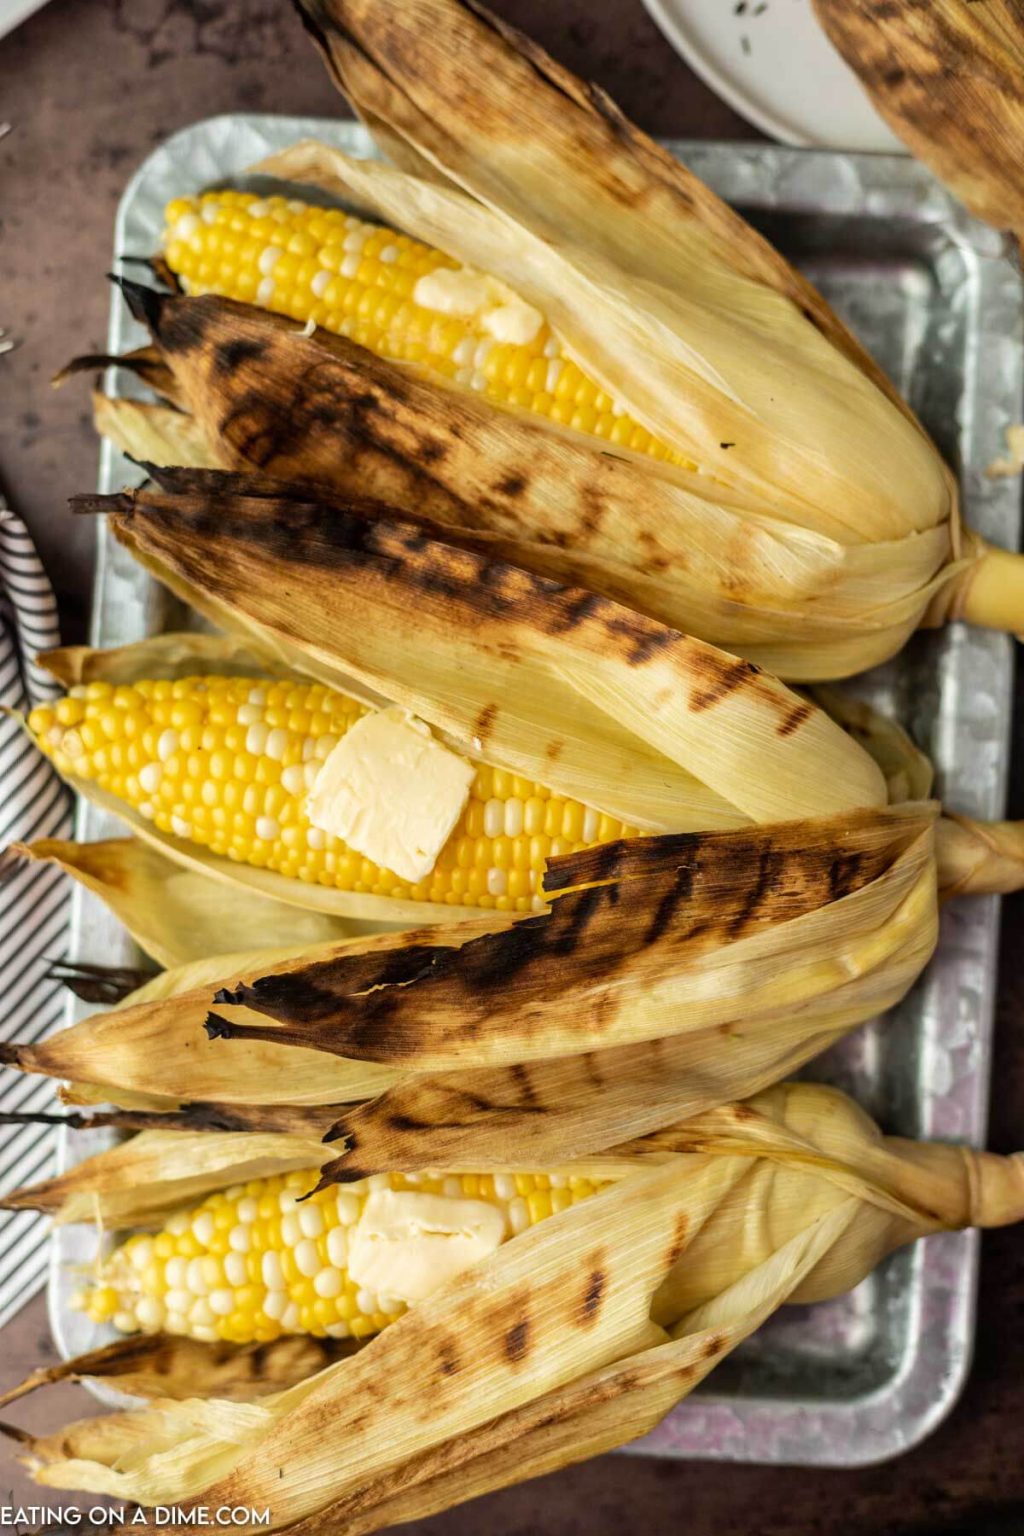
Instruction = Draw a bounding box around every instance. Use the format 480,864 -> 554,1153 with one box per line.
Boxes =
84,290 -> 954,682
14,1084 -> 1024,1526
77,466 -> 888,830
0,1335 -> 356,1409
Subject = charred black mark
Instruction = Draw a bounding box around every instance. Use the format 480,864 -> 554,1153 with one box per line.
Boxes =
437,1338 -> 462,1377
511,1063 -> 539,1106
580,1269 -> 606,1323
604,615 -> 675,666
504,1319 -> 531,1362
496,473 -> 527,498
213,338 -> 268,376
828,850 -> 865,902
728,848 -> 780,938
777,701 -> 813,737
719,441 -> 735,449
666,1212 -> 690,1268
545,590 -> 602,635
419,439 -> 447,464
645,863 -> 696,945
702,1332 -> 728,1360
386,1113 -> 431,1133
544,738 -> 564,763
689,654 -> 761,712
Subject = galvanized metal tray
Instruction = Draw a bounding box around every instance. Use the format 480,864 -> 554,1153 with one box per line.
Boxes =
48,114 -> 1024,1467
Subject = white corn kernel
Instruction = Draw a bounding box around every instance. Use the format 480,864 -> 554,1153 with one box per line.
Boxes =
483,799 -> 504,839
326,1322 -> 351,1338
281,1301 -> 300,1331
257,277 -> 275,305
209,1289 -> 234,1317
311,269 -> 330,298
281,1213 -> 300,1248
298,1204 -> 324,1239
165,1256 -> 188,1289
237,1197 -> 258,1224
265,727 -> 289,762
504,798 -> 524,837
356,1288 -> 378,1317
326,1226 -> 349,1269
165,1288 -> 191,1316
487,868 -> 507,897
258,245 -> 282,277
192,1211 -> 215,1246
224,1252 -> 248,1288
157,729 -> 179,762
228,1224 -> 251,1254
170,814 -> 192,839
508,1197 -> 530,1235
263,1290 -> 288,1322
582,807 -> 600,843
282,764 -> 306,796
314,1267 -> 343,1299
295,1239 -> 320,1278
493,1173 -> 516,1201
186,1257 -> 210,1296
306,826 -> 326,850
336,1192 -> 361,1226
190,1298 -> 215,1328
129,1238 -> 153,1272
113,1311 -> 138,1334
255,816 -> 280,843
135,1297 -> 165,1331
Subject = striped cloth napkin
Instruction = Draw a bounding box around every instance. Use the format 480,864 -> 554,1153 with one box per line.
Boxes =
0,499 -> 74,1328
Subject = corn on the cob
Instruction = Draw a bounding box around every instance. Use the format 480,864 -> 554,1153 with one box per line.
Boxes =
27,673 -> 634,915
164,190 -> 683,468
9,1085 -> 1024,1528
73,1165 -> 606,1346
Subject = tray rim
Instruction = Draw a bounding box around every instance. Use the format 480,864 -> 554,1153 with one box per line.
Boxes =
45,111 -> 1023,1469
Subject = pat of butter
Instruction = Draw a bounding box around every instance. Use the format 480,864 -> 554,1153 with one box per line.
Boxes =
413,267 -> 494,318
306,707 -> 474,884
347,1189 -> 507,1303
481,299 -> 543,347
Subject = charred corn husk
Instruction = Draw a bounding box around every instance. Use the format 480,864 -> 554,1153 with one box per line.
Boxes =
813,0 -> 1024,237
1,806 -> 940,1164
74,0 -> 1024,675
73,467 -> 892,841
8,1084 -> 1024,1529
71,1164 -> 606,1346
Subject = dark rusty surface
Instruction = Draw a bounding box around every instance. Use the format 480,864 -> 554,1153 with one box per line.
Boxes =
0,0 -> 1022,1531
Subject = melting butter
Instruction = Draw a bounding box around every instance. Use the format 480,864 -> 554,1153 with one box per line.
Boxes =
347,1189 -> 507,1303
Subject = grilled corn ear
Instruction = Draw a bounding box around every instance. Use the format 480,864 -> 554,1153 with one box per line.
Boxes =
75,467 -> 888,831
1,807 -> 936,1162
11,1084 -> 1023,1527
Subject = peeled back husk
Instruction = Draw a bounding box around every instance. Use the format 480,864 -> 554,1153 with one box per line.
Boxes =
10,1082 -> 1024,1529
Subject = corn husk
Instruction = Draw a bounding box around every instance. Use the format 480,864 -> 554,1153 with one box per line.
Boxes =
2,806 -> 937,1165
77,465 -> 888,830
217,0 -> 1023,670
812,0 -> 1024,237
11,1083 -> 1024,1527
81,288 -> 955,683
0,1334 -> 355,1409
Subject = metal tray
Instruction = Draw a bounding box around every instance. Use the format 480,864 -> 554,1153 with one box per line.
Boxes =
48,114 -> 1024,1467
